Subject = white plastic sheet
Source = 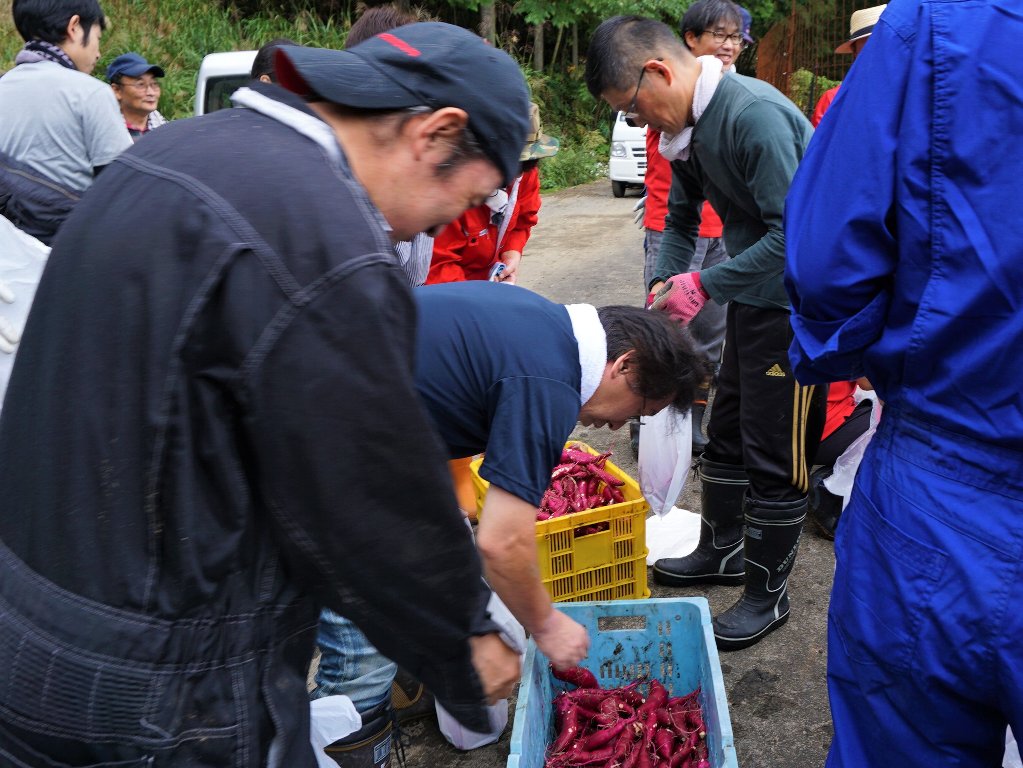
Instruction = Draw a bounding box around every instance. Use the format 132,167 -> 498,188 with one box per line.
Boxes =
309,695 -> 362,768
638,408 -> 693,517
645,506 -> 701,565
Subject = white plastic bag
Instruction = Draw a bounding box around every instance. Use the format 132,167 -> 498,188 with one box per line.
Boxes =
822,390 -> 882,508
436,697 -> 510,751
435,589 -> 524,750
638,408 -> 692,516
0,215 -> 50,408
1005,727 -> 1022,768
309,695 -> 362,768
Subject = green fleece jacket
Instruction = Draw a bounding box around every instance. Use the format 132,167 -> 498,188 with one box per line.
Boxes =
656,73 -> 812,309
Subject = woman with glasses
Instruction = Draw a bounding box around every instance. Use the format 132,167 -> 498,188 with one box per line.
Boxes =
106,52 -> 168,141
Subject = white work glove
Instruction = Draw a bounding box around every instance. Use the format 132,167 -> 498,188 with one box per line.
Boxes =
0,280 -> 20,354
632,194 -> 646,228
486,188 -> 510,225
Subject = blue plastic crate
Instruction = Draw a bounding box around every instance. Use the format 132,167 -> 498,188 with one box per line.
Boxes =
507,598 -> 738,768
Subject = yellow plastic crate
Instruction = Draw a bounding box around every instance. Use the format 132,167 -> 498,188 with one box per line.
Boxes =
469,441 -> 650,603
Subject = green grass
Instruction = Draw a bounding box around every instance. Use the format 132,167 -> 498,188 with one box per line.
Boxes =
0,0 -> 607,189
1,0 -> 351,119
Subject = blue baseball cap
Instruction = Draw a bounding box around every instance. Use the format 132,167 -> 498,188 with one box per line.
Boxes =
738,7 -> 756,44
274,23 -> 531,187
106,52 -> 165,82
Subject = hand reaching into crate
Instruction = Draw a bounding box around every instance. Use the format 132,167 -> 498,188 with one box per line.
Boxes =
532,609 -> 591,670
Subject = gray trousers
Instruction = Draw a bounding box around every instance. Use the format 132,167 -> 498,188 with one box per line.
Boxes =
643,230 -> 727,366
687,236 -> 728,366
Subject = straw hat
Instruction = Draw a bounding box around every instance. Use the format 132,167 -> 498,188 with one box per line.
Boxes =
835,4 -> 886,54
519,102 -> 560,161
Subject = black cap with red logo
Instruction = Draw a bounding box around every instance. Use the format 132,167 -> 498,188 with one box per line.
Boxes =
275,22 -> 530,186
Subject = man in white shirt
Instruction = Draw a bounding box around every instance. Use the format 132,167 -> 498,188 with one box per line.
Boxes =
0,0 -> 131,402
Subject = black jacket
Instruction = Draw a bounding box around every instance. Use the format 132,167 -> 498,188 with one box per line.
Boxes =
0,147 -> 79,244
0,84 -> 493,765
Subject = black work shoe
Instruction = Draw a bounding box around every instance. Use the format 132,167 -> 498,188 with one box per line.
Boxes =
808,468 -> 842,540
324,701 -> 394,768
390,668 -> 435,725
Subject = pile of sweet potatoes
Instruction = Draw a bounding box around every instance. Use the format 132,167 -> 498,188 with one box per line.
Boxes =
538,445 -> 626,523
545,666 -> 710,768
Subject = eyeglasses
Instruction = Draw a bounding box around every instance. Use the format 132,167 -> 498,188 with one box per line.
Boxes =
117,80 -> 161,92
702,29 -> 745,46
623,66 -> 647,121
624,59 -> 662,120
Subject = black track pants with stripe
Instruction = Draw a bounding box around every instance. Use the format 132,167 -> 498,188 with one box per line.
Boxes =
704,302 -> 827,502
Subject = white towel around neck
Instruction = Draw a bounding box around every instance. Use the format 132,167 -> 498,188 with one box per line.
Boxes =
658,56 -> 725,162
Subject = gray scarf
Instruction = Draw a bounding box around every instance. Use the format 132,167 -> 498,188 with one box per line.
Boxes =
14,40 -> 77,69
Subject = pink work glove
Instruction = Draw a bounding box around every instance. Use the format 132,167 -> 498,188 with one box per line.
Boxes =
650,272 -> 709,324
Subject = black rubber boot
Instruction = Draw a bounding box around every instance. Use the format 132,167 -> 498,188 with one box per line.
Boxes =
808,467 -> 842,540
653,458 -> 749,587
713,496 -> 807,652
324,701 -> 394,768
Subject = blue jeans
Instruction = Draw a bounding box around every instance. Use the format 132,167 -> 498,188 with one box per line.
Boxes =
313,608 -> 396,714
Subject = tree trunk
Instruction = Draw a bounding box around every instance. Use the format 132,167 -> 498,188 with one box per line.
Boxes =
532,23 -> 544,72
571,22 -> 578,67
550,24 -> 564,70
479,1 -> 497,46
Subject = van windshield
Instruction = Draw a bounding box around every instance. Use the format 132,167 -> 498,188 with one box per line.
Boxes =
204,75 -> 251,115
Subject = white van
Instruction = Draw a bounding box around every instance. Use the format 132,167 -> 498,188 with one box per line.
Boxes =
608,111 -> 647,197
194,50 -> 257,116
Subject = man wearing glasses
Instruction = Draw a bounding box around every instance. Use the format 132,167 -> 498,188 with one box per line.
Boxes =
633,0 -> 752,461
106,52 -> 168,141
587,14 -> 825,652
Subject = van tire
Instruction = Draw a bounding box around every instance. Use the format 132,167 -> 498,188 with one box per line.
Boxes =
611,180 -> 627,198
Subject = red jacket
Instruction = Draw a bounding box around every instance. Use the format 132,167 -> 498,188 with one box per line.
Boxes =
644,129 -> 722,238
811,86 -> 840,128
807,83 -> 861,443
427,165 -> 541,284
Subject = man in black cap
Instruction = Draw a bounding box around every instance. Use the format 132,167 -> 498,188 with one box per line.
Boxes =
0,22 -> 531,766
106,51 -> 167,141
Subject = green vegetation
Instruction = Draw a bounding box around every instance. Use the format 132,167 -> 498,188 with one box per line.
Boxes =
788,68 -> 841,115
0,0 -> 615,189
1,0 -> 351,122
526,67 -> 612,190
0,0 -> 799,191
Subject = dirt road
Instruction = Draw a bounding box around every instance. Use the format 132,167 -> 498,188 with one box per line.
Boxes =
395,180 -> 835,768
